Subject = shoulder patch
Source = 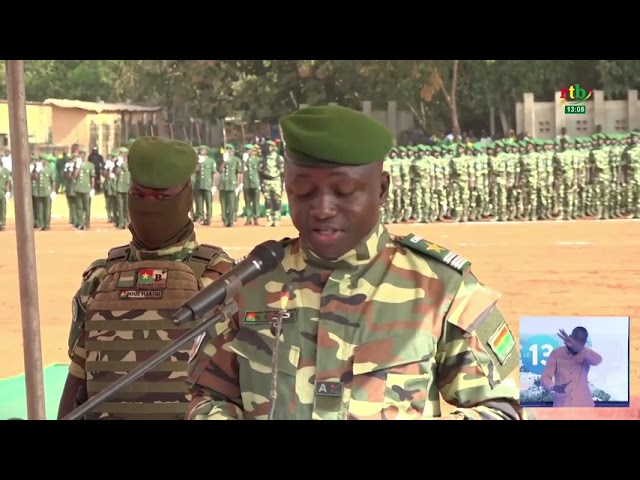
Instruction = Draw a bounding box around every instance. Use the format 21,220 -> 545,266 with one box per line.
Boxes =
398,233 -> 472,273
475,308 -> 518,380
82,258 -> 106,278
106,244 -> 130,269
193,243 -> 224,264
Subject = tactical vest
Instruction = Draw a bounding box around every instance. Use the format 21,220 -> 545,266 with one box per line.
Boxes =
82,243 -> 221,420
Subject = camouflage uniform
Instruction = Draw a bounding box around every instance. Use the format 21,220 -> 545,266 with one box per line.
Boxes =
186,223 -> 526,420
490,145 -> 507,221
242,147 -> 262,225
31,155 -> 54,230
411,145 -> 431,223
469,144 -> 488,221
66,233 -> 235,419
592,136 -> 611,220
114,156 -> 130,229
218,146 -> 242,228
63,157 -> 78,227
74,156 -> 96,230
194,147 -> 216,225
431,147 -> 451,221
259,146 -> 284,227
400,148 -> 413,221
381,149 -> 398,224
450,144 -> 470,222
102,153 -> 118,225
627,134 -> 640,218
0,164 -> 10,230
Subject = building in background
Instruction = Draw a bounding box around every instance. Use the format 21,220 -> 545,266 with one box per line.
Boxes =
0,98 -> 164,153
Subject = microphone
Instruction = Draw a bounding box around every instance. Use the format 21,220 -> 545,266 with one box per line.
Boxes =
172,239 -> 285,325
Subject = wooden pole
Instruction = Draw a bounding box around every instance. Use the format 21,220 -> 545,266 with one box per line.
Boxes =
5,60 -> 46,420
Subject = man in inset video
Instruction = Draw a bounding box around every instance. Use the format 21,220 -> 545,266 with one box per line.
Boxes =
541,327 -> 603,407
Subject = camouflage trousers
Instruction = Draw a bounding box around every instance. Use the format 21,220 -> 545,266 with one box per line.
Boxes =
262,179 -> 282,225
519,185 -> 536,220
595,180 -> 610,218
116,192 -> 129,228
492,182 -> 507,221
535,185 -> 552,219
562,184 -> 578,219
431,188 -> 446,220
629,178 -> 640,217
468,186 -> 487,220
391,183 -> 403,221
195,189 -> 213,222
400,181 -> 412,219
608,182 -> 623,215
243,188 -> 260,222
0,196 -> 5,227
382,185 -> 395,223
413,182 -> 431,222
66,193 -> 77,226
75,193 -> 91,228
450,182 -> 469,220
105,194 -> 117,224
33,195 -> 51,229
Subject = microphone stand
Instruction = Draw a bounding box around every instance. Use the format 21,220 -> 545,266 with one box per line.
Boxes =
61,277 -> 242,420
267,308 -> 286,421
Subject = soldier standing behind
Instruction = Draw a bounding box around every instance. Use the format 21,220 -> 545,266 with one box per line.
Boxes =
242,144 -> 261,225
56,151 -> 67,194
0,162 -> 11,231
72,149 -> 96,230
102,152 -> 118,225
258,140 -> 284,227
218,145 -> 242,228
113,149 -> 130,229
63,154 -> 78,227
57,136 -> 235,420
31,154 -> 55,231
194,146 -> 216,225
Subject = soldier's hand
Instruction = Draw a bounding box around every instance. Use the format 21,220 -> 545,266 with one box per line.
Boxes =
50,192 -> 56,201
553,382 -> 569,394
89,189 -> 95,198
211,187 -> 216,195
5,192 -> 10,200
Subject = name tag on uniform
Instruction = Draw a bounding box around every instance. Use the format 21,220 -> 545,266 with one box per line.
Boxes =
244,310 -> 298,324
315,381 -> 343,397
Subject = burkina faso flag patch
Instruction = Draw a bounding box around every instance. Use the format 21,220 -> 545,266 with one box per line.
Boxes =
488,321 -> 516,365
135,268 -> 168,289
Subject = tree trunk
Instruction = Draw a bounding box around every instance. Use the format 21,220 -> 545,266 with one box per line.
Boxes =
449,60 -> 461,136
498,106 -> 510,138
435,60 -> 461,136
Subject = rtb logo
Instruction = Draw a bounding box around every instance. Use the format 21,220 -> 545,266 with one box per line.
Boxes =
560,84 -> 593,105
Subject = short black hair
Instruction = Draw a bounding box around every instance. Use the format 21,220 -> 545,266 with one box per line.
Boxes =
573,326 -> 588,337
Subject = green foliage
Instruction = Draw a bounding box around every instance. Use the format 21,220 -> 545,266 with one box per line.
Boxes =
3,60 -> 640,134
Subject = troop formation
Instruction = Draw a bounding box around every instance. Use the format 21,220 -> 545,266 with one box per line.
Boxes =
189,141 -> 284,228
383,133 -> 640,223
1,132 -> 638,232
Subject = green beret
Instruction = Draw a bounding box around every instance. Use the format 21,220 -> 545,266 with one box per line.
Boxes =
279,105 -> 393,166
128,136 -> 197,190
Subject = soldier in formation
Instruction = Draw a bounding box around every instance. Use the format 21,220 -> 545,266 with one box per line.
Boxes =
0,161 -> 11,231
382,132 -> 640,224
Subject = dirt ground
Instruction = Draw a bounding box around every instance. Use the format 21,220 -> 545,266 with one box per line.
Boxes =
1,210 -> 639,419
